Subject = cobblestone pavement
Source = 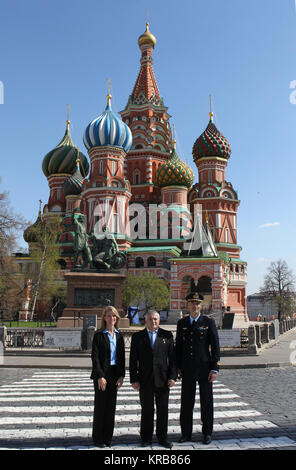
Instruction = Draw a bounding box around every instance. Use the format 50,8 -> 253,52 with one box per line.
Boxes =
219,367 -> 296,440
0,367 -> 295,451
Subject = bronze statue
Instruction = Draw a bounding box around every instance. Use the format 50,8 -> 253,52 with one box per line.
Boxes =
72,212 -> 93,269
90,226 -> 126,270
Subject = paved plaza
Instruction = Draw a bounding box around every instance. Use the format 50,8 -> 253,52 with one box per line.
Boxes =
0,328 -> 295,451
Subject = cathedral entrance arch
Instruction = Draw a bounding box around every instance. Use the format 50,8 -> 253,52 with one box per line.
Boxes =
197,275 -> 212,294
197,275 -> 212,314
181,275 -> 194,306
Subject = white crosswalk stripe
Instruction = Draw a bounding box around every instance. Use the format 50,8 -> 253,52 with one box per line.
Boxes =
0,370 -> 295,450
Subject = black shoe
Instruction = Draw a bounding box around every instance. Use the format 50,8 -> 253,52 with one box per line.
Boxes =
104,442 -> 112,447
178,436 -> 191,443
93,442 -> 106,448
202,434 -> 212,445
158,440 -> 173,449
141,441 -> 152,447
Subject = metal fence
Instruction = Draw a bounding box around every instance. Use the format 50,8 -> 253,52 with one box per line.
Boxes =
1,326 -> 256,350
5,329 -> 45,348
2,319 -> 296,350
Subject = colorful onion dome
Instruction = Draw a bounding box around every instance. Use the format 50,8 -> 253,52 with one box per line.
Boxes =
83,94 -> 132,153
63,157 -> 86,196
138,22 -> 157,49
42,121 -> 89,177
154,143 -> 195,189
192,114 -> 231,161
23,204 -> 44,243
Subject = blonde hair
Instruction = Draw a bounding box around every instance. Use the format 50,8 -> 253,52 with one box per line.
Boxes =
101,306 -> 120,330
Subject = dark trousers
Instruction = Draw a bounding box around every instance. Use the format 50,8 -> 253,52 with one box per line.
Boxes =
92,366 -> 117,444
139,381 -> 169,442
180,375 -> 213,437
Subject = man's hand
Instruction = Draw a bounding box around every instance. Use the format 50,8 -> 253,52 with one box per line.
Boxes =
98,377 -> 107,391
131,382 -> 140,391
116,377 -> 124,389
208,371 -> 217,383
168,379 -> 175,388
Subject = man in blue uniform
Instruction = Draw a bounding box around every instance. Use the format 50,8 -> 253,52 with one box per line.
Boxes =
176,291 -> 220,445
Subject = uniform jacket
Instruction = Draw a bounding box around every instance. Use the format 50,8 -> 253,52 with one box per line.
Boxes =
129,327 -> 177,388
90,329 -> 125,381
176,315 -> 220,377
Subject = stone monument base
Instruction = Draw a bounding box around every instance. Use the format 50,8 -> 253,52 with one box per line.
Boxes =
59,270 -> 129,329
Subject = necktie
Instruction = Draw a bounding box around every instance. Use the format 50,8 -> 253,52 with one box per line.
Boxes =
150,331 -> 156,349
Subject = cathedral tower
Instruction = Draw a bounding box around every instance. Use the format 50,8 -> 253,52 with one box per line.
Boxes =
83,92 -> 133,249
120,23 -> 173,204
190,110 -> 240,259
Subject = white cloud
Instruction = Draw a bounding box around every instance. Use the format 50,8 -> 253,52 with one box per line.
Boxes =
258,222 -> 280,228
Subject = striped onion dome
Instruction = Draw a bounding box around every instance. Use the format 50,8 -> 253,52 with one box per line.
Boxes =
42,121 -> 89,177
154,144 -> 194,189
63,157 -> 86,196
83,95 -> 132,153
192,116 -> 231,161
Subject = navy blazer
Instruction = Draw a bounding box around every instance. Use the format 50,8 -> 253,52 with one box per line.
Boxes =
176,314 -> 220,377
129,327 -> 177,388
90,329 -> 125,381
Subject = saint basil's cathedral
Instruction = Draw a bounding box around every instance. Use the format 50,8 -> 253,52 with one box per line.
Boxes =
23,24 -> 248,323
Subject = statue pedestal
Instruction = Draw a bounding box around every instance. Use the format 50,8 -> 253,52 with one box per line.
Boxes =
58,270 -> 129,328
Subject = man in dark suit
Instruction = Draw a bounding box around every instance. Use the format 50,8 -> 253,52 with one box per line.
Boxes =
129,311 -> 177,448
176,291 -> 220,445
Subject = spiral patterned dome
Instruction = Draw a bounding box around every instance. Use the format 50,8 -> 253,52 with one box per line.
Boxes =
42,122 -> 89,178
63,157 -> 86,196
192,118 -> 231,161
83,96 -> 132,153
154,145 -> 194,189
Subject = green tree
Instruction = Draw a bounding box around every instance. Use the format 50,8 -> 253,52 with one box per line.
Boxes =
28,215 -> 66,318
0,183 -> 28,319
260,259 -> 296,322
122,272 -> 170,320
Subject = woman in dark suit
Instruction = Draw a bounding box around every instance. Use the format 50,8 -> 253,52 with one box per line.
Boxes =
91,306 -> 125,447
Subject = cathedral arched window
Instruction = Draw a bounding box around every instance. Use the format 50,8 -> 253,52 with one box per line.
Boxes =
135,257 -> 144,268
99,160 -> 103,176
134,170 -> 141,185
225,228 -> 229,243
147,256 -> 156,267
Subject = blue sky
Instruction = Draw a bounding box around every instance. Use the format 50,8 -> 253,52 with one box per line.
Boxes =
0,0 -> 296,295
